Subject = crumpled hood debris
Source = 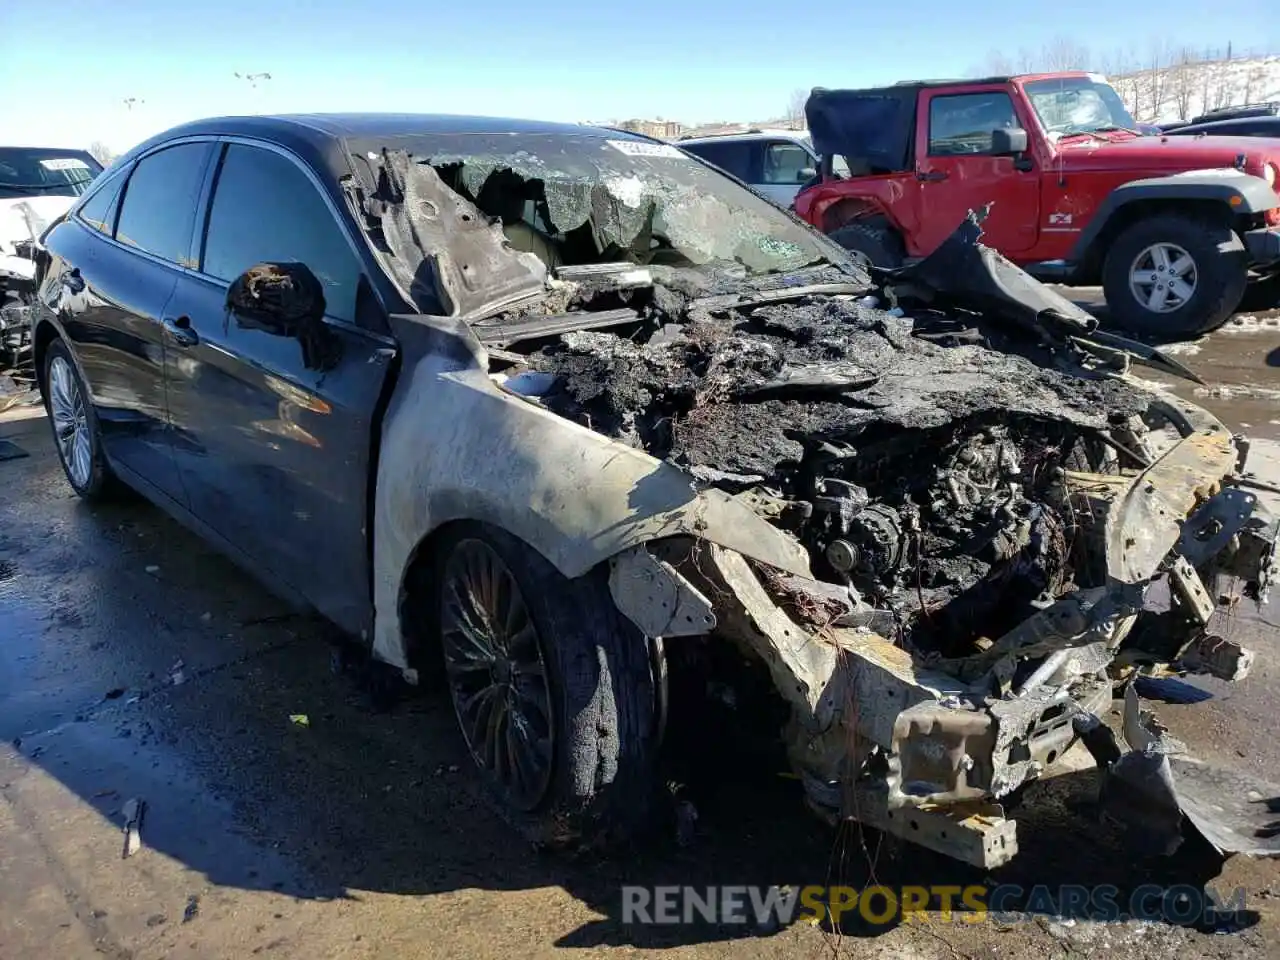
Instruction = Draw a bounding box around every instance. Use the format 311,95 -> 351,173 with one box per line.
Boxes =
0,196 -> 72,280
532,299 -> 1145,479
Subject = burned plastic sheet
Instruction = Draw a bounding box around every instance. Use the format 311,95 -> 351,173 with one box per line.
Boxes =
888,210 -> 1204,384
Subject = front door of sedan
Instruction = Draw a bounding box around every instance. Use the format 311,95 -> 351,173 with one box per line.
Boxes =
47,142 -> 215,502
163,142 -> 395,635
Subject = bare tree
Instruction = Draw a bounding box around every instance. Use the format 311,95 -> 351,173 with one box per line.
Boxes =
1146,40 -> 1171,118
1212,59 -> 1234,109
1170,48 -> 1197,120
982,50 -> 1015,75
786,88 -> 809,128
1043,36 -> 1091,71
1104,45 -> 1144,116
1243,62 -> 1268,103
1199,58 -> 1217,117
87,141 -> 114,165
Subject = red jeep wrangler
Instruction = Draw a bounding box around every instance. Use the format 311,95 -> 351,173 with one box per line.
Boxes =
794,73 -> 1280,336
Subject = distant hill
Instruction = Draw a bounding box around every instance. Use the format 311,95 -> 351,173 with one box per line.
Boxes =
1108,54 -> 1280,124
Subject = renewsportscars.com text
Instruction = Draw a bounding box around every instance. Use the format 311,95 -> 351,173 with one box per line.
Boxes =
621,884 -> 1247,927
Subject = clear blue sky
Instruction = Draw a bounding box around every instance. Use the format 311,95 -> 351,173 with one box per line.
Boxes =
2,0 -> 1275,151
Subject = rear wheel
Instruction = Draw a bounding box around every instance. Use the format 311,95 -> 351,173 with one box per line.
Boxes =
829,220 -> 905,270
433,523 -> 656,852
44,339 -> 117,501
1101,215 -> 1247,337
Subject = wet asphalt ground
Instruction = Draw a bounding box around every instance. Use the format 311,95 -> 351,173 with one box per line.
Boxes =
1,301 -> 1280,959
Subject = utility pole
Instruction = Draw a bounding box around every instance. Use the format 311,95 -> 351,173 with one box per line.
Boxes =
122,97 -> 144,111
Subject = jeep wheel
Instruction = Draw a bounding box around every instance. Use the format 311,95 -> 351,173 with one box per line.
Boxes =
1102,216 -> 1247,337
829,221 -> 905,270
433,523 -> 656,853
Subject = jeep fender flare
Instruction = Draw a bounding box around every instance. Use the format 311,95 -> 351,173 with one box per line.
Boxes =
805,192 -> 905,238
1071,170 -> 1280,263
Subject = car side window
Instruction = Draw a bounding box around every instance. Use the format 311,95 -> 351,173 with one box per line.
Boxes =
684,141 -> 754,181
202,144 -> 360,324
77,173 -> 127,236
928,93 -> 1019,156
762,142 -> 814,184
114,143 -> 211,266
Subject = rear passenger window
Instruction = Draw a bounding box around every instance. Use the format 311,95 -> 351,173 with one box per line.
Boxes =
115,143 -> 211,266
77,173 -> 126,235
684,141 -> 754,181
202,145 -> 360,324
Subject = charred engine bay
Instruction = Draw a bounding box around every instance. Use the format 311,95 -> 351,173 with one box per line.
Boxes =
492,271 -> 1153,655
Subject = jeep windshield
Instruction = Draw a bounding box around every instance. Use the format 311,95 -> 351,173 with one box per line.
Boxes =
362,132 -> 837,290
1024,77 -> 1139,139
0,147 -> 102,200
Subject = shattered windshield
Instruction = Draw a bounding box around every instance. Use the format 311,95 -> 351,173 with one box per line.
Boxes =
359,132 -> 837,304
0,148 -> 101,200
1024,77 -> 1138,138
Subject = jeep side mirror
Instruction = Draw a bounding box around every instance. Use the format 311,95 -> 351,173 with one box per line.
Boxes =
991,127 -> 1029,155
797,167 -> 817,183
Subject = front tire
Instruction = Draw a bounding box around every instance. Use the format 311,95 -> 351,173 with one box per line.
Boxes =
44,339 -> 116,500
433,523 -> 656,852
1102,215 -> 1247,337
829,220 -> 905,270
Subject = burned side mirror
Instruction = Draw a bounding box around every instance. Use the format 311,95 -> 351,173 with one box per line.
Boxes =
226,262 -> 326,336
225,262 -> 341,371
991,127 -> 1029,156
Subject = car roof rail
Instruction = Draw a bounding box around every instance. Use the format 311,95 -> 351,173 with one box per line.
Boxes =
1192,101 -> 1280,123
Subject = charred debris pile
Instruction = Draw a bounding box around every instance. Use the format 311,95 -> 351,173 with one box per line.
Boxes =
482,235 -> 1176,651
362,150 -> 1185,651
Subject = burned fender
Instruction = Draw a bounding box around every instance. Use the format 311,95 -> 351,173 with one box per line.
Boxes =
370,312 -> 812,669
1080,687 -> 1280,858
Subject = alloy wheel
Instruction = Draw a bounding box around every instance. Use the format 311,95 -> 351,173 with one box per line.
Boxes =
440,538 -> 554,811
1128,242 -> 1198,314
49,356 -> 92,489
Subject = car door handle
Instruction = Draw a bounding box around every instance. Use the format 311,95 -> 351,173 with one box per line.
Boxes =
163,315 -> 199,348
916,170 -> 948,182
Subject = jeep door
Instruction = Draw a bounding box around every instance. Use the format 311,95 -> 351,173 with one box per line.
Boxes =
913,88 -> 1041,256
162,140 -> 396,635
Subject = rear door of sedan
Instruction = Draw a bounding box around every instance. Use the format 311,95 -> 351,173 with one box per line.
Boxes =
40,141 -> 216,502
162,140 -> 396,635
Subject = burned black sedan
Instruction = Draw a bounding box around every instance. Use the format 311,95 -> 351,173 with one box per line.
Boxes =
29,114 -> 1280,867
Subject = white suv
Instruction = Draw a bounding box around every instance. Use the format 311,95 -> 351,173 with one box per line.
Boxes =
679,130 -> 837,208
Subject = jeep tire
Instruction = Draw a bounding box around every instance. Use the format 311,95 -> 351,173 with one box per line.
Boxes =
1102,215 -> 1248,337
829,221 -> 905,270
